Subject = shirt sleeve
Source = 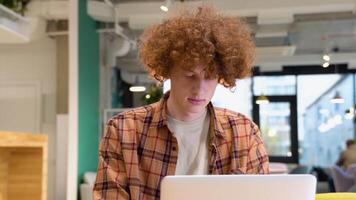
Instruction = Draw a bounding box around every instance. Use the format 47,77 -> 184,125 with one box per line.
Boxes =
93,119 -> 130,200
246,123 -> 269,174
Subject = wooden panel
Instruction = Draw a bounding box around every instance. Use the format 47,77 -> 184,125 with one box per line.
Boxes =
41,141 -> 48,200
7,148 -> 42,200
0,132 -> 47,200
0,148 -> 9,200
0,132 -> 47,147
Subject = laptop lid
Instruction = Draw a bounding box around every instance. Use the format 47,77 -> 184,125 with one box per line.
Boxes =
160,174 -> 316,200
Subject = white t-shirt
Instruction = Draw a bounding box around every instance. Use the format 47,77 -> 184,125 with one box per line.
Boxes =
167,109 -> 210,175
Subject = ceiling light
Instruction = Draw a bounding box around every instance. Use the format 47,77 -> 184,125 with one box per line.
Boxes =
129,75 -> 146,92
323,54 -> 330,62
322,62 -> 330,68
330,91 -> 344,104
160,5 -> 168,12
160,0 -> 173,12
256,94 -> 270,105
129,86 -> 146,92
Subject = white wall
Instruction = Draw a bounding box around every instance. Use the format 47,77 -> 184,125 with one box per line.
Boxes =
0,37 -> 57,200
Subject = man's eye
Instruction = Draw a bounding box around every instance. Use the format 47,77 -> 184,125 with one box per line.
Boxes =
185,74 -> 194,77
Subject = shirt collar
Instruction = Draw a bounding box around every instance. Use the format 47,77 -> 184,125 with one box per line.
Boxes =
155,91 -> 169,128
157,91 -> 226,140
208,104 -> 226,140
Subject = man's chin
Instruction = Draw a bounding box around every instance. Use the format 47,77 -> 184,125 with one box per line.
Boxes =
185,105 -> 206,113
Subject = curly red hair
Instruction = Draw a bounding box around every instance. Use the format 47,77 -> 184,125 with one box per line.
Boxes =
139,5 -> 255,88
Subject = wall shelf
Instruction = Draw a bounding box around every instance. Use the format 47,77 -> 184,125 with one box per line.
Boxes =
0,4 -> 31,43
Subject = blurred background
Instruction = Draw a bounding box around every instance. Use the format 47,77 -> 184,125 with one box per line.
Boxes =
1,0 -> 356,199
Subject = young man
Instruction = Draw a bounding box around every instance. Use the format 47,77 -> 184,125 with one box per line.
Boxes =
94,6 -> 269,200
337,139 -> 356,169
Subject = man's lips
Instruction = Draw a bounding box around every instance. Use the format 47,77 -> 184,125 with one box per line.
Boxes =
187,98 -> 205,104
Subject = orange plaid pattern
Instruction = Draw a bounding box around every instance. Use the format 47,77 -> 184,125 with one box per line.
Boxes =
93,92 -> 269,200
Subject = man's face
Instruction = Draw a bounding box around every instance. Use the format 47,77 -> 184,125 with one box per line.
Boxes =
169,64 -> 218,114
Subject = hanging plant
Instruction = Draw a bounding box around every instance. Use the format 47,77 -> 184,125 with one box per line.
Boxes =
141,84 -> 163,105
0,0 -> 31,15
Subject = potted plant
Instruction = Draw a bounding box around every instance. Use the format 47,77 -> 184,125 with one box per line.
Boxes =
0,0 -> 30,15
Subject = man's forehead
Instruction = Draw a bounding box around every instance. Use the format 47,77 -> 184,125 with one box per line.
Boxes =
182,65 -> 207,73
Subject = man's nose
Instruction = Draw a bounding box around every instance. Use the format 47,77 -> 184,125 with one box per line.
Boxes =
193,78 -> 206,92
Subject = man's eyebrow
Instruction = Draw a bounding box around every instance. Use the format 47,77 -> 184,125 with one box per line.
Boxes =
184,68 -> 207,73
184,69 -> 195,73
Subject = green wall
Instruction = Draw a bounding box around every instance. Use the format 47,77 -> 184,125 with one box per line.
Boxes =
78,0 -> 100,186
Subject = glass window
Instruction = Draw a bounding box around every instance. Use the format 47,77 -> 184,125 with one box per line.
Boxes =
253,75 -> 296,96
298,74 -> 354,167
259,102 -> 292,157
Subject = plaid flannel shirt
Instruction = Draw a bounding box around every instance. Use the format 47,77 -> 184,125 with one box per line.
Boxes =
93,92 -> 269,200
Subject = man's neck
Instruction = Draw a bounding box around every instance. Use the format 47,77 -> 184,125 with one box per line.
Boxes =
166,96 -> 206,122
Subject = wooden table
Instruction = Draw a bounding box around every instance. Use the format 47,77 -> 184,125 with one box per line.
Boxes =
0,131 -> 47,200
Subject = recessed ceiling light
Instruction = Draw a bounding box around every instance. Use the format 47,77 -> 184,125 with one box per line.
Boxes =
322,62 -> 330,68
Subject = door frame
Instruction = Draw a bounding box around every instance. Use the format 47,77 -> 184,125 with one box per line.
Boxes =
252,95 -> 299,163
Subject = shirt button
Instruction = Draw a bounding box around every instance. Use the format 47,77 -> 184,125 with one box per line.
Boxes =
172,146 -> 177,151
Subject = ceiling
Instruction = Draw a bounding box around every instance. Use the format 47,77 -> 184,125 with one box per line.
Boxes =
114,15 -> 356,52
254,13 -> 356,54
93,0 -> 356,72
107,0 -> 199,3
113,14 -> 356,70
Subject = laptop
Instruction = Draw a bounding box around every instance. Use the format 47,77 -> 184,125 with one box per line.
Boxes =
160,174 -> 316,200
